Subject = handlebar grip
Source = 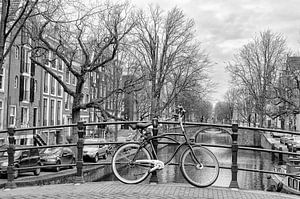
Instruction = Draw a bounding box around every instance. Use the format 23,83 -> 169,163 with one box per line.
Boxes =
176,105 -> 185,117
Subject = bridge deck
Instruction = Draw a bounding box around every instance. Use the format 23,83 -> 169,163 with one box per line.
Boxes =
0,181 -> 298,199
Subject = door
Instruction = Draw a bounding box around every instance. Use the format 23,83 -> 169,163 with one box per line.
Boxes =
19,150 -> 31,171
61,148 -> 73,164
29,148 -> 40,167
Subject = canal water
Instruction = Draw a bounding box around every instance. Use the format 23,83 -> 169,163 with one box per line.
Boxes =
102,129 -> 274,191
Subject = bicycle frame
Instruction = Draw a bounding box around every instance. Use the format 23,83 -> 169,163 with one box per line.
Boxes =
131,117 -> 201,167
112,108 -> 219,187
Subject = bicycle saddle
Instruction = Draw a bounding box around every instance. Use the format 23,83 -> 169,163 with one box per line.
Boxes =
129,123 -> 152,130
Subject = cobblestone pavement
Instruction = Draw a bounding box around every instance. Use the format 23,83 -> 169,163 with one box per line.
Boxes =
0,181 -> 299,199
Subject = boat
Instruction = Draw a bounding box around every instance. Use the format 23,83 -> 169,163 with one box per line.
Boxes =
271,157 -> 300,195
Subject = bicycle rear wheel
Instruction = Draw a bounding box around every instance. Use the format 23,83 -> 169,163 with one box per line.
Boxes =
180,145 -> 219,187
111,143 -> 152,184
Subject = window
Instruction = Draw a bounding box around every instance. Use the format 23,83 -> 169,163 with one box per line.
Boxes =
71,74 -> 76,85
64,92 -> 69,110
57,100 -> 62,125
44,71 -> 49,93
57,75 -> 62,97
15,46 -> 19,59
0,101 -> 3,129
20,107 -> 29,126
20,138 -> 27,145
50,52 -> 56,69
43,50 -> 50,66
22,48 -> 30,74
50,76 -> 55,95
20,76 -> 30,101
0,69 -> 4,91
58,59 -> 63,71
24,77 -> 30,101
34,80 -> 37,92
50,99 -> 55,125
66,68 -> 70,84
14,76 -> 18,88
86,94 -> 89,103
9,106 -> 16,127
43,98 -> 48,126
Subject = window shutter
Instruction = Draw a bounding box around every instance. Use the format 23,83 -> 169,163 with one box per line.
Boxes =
30,77 -> 34,102
31,62 -> 35,76
19,75 -> 24,101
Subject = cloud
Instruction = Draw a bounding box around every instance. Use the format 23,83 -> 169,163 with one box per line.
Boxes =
129,0 -> 300,101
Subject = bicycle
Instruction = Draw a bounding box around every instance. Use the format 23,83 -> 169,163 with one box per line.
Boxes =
111,106 -> 220,187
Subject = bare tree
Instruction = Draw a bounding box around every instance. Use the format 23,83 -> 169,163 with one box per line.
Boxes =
129,5 -> 211,119
177,91 -> 213,122
0,0 -> 40,69
226,30 -> 287,127
214,101 -> 232,124
26,1 -> 135,142
268,56 -> 300,130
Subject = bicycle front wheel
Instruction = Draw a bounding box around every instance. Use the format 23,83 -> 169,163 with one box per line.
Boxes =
180,145 -> 219,187
112,143 -> 152,184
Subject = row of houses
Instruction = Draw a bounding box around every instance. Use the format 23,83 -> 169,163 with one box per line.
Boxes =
271,56 -> 300,131
0,26 -> 137,146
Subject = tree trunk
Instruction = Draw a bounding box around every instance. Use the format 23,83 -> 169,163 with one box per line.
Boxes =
0,0 -> 8,68
71,95 -> 82,143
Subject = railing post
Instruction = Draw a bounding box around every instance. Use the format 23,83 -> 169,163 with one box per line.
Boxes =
74,121 -> 85,184
5,128 -> 16,189
150,117 -> 159,184
229,123 -> 239,188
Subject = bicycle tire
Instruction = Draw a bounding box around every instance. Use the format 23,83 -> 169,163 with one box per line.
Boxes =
112,143 -> 152,184
180,145 -> 219,187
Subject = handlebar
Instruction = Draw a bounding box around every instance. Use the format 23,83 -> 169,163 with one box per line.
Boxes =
174,105 -> 186,119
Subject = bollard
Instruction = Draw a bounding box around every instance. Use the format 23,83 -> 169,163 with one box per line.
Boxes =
229,123 -> 239,188
265,175 -> 276,192
271,143 -> 275,162
287,144 -> 293,158
5,128 -> 16,189
278,147 -> 283,165
149,117 -> 159,184
74,121 -> 85,184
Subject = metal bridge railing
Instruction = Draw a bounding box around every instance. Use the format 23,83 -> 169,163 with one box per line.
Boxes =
0,120 -> 299,189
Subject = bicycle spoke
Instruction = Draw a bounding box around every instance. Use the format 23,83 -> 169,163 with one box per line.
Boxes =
112,143 -> 152,184
181,146 -> 219,187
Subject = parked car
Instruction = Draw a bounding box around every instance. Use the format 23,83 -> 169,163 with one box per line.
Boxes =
270,131 -> 285,138
0,146 -> 41,178
289,136 -> 300,151
280,135 -> 294,145
40,147 -> 75,172
83,139 -> 108,162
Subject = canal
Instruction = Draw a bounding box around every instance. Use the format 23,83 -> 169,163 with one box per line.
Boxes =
102,129 -> 274,191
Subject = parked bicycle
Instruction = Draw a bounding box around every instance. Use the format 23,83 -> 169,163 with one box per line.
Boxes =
111,106 -> 220,187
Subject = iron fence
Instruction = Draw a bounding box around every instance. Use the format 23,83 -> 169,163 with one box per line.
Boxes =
0,120 -> 299,189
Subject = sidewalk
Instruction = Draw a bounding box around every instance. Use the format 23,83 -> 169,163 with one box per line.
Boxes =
0,181 -> 298,199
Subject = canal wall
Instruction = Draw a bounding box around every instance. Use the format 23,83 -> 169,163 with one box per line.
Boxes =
192,126 -> 262,147
238,129 -> 261,147
260,132 -> 289,163
0,165 -> 112,189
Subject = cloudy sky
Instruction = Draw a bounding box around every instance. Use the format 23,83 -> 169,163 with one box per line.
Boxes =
129,0 -> 300,104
